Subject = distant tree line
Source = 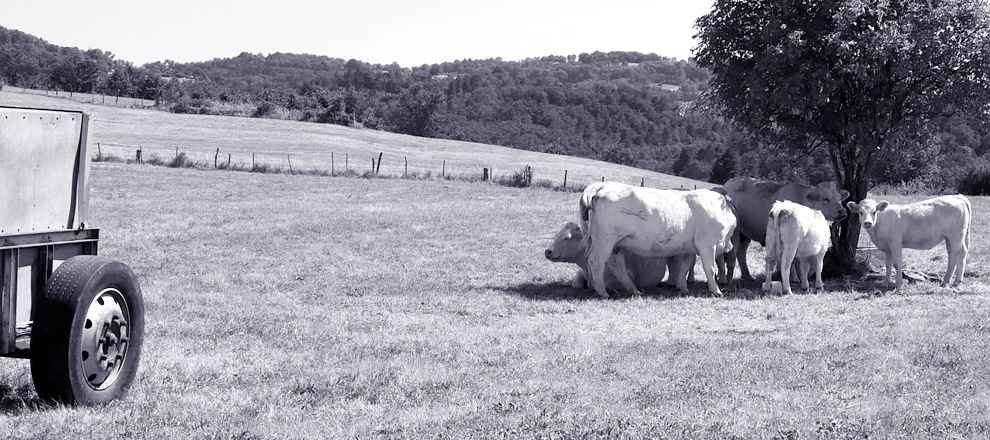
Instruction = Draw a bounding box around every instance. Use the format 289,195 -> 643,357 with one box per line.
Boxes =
2,25 -> 988,193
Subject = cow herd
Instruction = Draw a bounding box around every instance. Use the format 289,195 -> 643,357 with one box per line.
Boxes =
546,177 -> 973,297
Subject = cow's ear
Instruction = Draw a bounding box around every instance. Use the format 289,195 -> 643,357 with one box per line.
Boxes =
877,201 -> 889,211
839,190 -> 850,200
846,201 -> 859,211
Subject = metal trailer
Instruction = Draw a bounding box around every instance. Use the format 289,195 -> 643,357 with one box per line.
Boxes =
0,106 -> 144,405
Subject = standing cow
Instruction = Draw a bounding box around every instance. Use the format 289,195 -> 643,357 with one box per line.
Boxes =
846,195 -> 971,288
723,177 -> 850,280
544,222 -> 695,293
762,201 -> 832,295
580,182 -> 736,297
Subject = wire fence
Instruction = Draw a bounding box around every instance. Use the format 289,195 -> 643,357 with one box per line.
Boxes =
1,86 -> 156,108
92,141 -> 704,192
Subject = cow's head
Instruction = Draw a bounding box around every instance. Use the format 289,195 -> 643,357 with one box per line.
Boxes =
846,199 -> 889,229
545,222 -> 585,263
803,182 -> 851,221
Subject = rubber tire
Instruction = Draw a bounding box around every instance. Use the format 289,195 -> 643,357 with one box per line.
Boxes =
30,255 -> 145,405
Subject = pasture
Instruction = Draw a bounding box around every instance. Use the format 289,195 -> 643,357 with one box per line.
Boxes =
0,91 -> 989,438
0,90 -> 706,191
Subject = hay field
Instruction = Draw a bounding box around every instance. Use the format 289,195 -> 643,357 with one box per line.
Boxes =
0,91 -> 989,438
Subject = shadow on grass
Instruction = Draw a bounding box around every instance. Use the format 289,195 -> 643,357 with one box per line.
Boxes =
0,382 -> 50,414
496,279 -> 772,301
500,269 -> 985,302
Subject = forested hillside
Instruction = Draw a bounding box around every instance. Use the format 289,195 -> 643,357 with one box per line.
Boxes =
2,25 -> 988,192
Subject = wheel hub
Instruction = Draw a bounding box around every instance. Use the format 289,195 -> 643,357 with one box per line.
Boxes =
80,288 -> 130,390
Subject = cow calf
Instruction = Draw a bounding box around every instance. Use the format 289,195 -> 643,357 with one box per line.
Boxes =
846,195 -> 972,288
762,201 -> 831,295
544,222 -> 694,294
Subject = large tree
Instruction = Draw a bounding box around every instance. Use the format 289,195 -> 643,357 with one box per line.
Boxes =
694,0 -> 990,265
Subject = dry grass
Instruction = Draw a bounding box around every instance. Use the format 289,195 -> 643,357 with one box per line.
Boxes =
1,90 -> 989,438
0,162 -> 987,439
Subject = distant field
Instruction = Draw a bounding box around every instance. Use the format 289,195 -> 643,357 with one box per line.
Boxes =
1,86 -> 155,108
0,89 -> 709,191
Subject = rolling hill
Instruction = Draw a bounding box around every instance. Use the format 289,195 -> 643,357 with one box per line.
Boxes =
0,89 -> 710,190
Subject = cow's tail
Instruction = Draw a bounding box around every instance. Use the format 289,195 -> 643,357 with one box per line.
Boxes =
578,183 -> 605,285
579,182 -> 605,234
964,196 -> 973,251
765,207 -> 784,269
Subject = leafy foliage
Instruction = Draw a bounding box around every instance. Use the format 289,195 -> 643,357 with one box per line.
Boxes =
695,0 -> 990,263
2,24 -> 990,191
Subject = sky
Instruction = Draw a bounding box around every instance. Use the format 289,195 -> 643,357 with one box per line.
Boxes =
5,0 -> 714,67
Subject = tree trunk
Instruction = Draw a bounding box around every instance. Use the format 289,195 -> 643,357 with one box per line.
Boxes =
826,143 -> 871,275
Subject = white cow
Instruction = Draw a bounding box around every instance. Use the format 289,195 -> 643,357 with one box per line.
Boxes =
579,182 -> 736,297
723,177 -> 850,280
762,201 -> 832,295
544,222 -> 695,293
846,195 -> 972,288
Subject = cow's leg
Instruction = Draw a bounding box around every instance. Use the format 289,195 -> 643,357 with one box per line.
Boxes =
572,269 -> 588,289
586,241 -> 615,298
716,253 -> 727,285
725,229 -> 739,284
943,238 -> 957,287
883,252 -> 894,288
778,242 -> 798,295
607,252 -> 642,296
812,252 -> 826,291
668,254 -> 691,294
736,234 -> 753,280
957,237 -> 969,286
890,245 -> 904,289
685,253 -> 697,283
762,245 -> 776,292
796,258 -> 811,291
945,237 -> 967,286
698,247 -> 723,296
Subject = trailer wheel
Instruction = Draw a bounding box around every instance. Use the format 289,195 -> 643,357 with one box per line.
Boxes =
30,255 -> 145,405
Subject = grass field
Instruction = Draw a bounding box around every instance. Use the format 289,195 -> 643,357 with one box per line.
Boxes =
0,90 -> 707,192
1,91 -> 989,438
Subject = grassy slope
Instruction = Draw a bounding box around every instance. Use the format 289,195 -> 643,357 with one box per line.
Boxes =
0,90 -> 709,191
0,91 -> 988,438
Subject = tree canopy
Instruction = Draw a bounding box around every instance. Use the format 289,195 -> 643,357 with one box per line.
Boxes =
695,0 -> 990,263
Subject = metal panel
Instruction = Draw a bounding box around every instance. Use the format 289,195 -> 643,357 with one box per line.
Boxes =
0,107 -> 87,234
0,229 -> 99,250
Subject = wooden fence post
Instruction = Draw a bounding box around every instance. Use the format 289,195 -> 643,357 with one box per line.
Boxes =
404,157 -> 408,177
97,143 -> 102,160
215,148 -> 220,169
252,153 -> 256,171
442,160 -> 446,178
346,153 -> 349,172
331,152 -> 335,175
227,153 -> 231,169
641,177 -> 644,187
287,154 -> 293,173
563,170 -> 567,188
483,168 -> 489,181
376,152 -> 383,174
136,148 -> 142,163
